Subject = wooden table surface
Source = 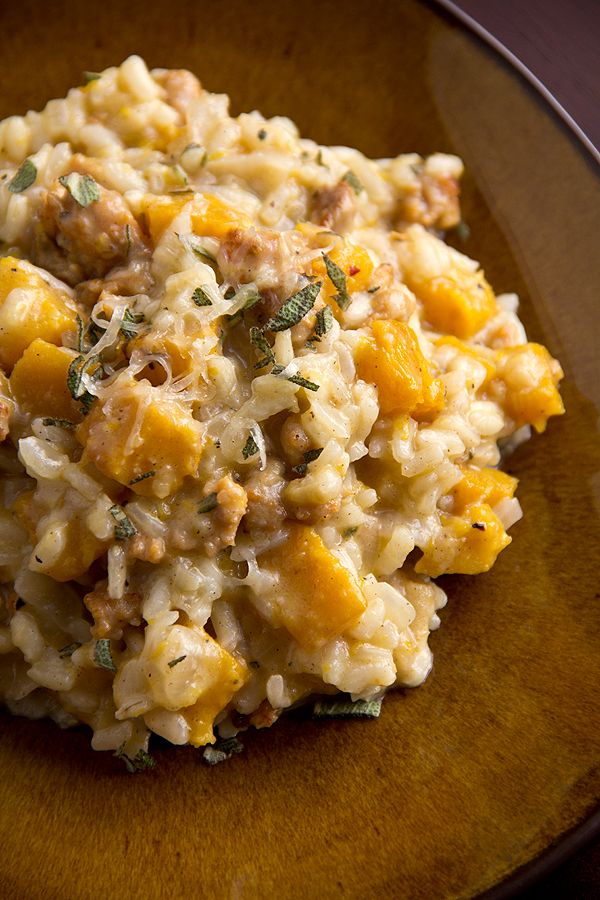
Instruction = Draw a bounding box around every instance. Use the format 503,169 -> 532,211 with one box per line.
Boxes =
446,3 -> 599,896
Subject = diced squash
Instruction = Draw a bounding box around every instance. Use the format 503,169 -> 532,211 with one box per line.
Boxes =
415,502 -> 511,577
10,339 -> 81,421
180,636 -> 247,746
451,465 -> 518,514
355,319 -> 444,419
77,375 -> 204,497
496,342 -> 564,433
260,524 -> 367,651
12,491 -> 106,582
0,257 -> 77,371
142,192 -> 250,245
191,194 -> 251,239
142,622 -> 247,746
310,239 -> 374,312
407,268 -> 497,339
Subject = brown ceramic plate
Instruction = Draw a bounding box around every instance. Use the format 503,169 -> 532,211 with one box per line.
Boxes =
0,2 -> 598,897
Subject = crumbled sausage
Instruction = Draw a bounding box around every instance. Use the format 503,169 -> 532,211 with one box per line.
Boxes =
397,172 -> 460,230
84,590 -> 143,640
127,534 -> 166,565
311,180 -> 356,233
243,460 -> 287,532
30,172 -> 151,289
202,475 -> 248,557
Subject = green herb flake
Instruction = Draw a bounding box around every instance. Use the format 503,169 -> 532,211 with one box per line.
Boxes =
109,504 -> 137,540
257,128 -> 267,141
128,470 -> 156,485
120,307 -> 144,340
249,326 -> 275,369
312,305 -> 334,341
8,159 -> 37,193
115,744 -> 156,774
292,447 -> 323,476
322,253 -> 350,310
83,71 -> 101,84
186,236 -> 216,263
168,655 -> 187,668
343,526 -> 359,539
94,638 -> 116,673
312,697 -> 382,718
76,314 -> 85,352
286,373 -> 320,392
198,492 -> 218,514
42,417 -> 76,430
58,172 -> 101,207
58,641 -> 81,658
66,354 -> 102,413
341,170 -> 363,195
191,286 -> 213,307
242,433 -> 259,459
202,737 -> 244,766
367,285 -> 380,294
262,281 -> 321,332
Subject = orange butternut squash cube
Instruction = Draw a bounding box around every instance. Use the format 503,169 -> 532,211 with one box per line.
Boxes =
496,342 -> 564,433
408,269 -> 497,339
178,636 -> 247,746
0,257 -> 77,371
260,524 -> 367,651
355,319 -> 443,419
142,192 -> 250,245
10,339 -> 82,421
451,465 -> 518,514
77,376 -> 204,497
13,491 -> 106,582
416,503 -> 511,577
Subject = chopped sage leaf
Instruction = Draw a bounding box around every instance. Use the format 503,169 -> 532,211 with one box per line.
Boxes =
242,433 -> 259,459
66,354 -> 102,413
42,417 -> 76,430
109,504 -> 137,540
249,326 -> 275,368
128,470 -> 156,485
287,373 -> 319,391
8,159 -> 37,193
168,655 -> 187,668
59,172 -> 101,207
367,285 -> 380,294
120,307 -> 144,340
83,71 -> 101,84
125,223 -> 132,254
292,447 -> 323,476
313,305 -> 334,340
186,236 -> 216,263
262,281 -> 321,332
198,492 -> 218,514
59,641 -> 81,658
76,313 -> 85,352
341,170 -> 363,195
94,639 -> 116,673
202,737 -> 244,765
257,128 -> 267,140
322,253 -> 350,310
191,286 -> 213,307
313,697 -> 382,718
343,526 -> 359,538
115,744 -> 156,773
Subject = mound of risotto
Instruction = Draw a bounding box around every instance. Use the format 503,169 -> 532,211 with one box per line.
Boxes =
0,57 -> 564,767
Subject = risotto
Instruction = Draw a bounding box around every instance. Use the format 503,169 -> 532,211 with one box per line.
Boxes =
0,57 -> 564,767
